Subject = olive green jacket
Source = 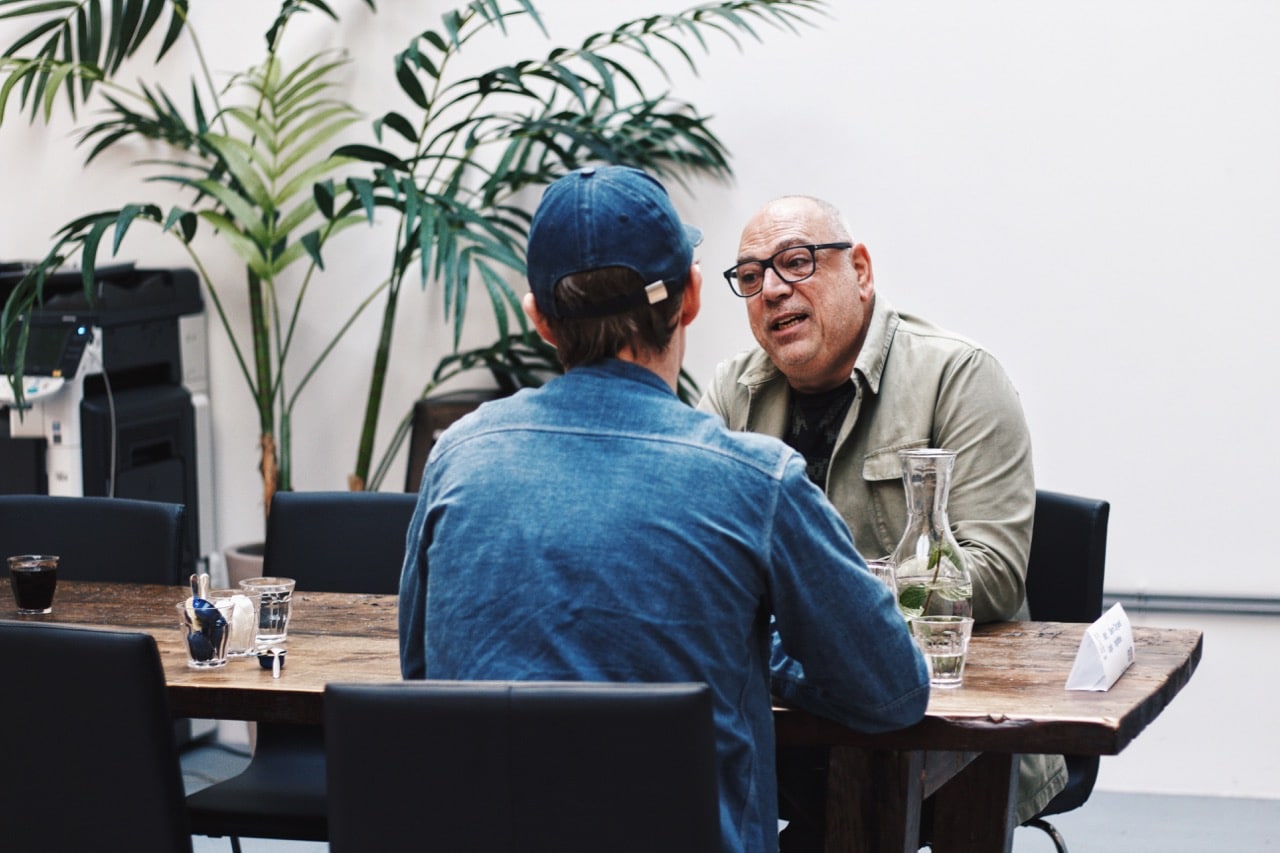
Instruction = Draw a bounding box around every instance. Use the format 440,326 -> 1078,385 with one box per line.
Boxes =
699,296 -> 1033,623
699,295 -> 1067,822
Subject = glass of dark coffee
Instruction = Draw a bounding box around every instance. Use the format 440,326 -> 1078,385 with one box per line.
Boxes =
7,555 -> 59,615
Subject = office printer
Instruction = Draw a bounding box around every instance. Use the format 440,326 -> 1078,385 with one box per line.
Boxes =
0,262 -> 212,577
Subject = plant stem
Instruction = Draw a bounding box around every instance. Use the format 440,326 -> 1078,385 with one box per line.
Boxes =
920,544 -> 943,616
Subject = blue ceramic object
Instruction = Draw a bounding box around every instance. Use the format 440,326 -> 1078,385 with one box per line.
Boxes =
185,573 -> 227,661
257,647 -> 287,670
190,600 -> 227,660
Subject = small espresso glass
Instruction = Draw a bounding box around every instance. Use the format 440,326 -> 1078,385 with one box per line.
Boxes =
239,576 -> 296,645
8,555 -> 59,615
909,615 -> 974,688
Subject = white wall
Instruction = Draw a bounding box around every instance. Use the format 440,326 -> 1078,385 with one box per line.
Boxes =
1,0 -> 1274,799
1110,610 -> 1275,798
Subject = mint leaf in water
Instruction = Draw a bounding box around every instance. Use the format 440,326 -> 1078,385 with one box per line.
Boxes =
899,585 -> 927,615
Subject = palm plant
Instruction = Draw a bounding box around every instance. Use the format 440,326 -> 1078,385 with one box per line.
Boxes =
0,0 -> 825,516
0,0 -> 377,514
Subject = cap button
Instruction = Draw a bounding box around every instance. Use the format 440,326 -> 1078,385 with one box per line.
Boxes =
580,167 -> 596,177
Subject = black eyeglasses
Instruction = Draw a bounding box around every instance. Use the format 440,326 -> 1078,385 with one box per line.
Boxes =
722,242 -> 853,298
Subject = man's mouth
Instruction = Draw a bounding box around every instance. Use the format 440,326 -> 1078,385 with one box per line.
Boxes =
771,313 -> 807,332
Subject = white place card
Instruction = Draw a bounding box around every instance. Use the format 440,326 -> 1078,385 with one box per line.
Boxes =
1065,602 -> 1135,691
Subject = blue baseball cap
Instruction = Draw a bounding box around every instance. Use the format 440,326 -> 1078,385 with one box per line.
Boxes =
526,166 -> 703,319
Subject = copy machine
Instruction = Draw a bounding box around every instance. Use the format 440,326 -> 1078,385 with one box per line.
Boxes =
0,263 -> 215,578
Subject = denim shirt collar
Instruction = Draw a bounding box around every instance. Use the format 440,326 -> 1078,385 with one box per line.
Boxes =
574,357 -> 676,397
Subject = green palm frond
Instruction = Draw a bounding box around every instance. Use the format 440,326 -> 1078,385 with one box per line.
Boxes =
0,0 -> 189,119
134,54 -> 363,283
265,0 -> 376,52
79,83 -> 207,161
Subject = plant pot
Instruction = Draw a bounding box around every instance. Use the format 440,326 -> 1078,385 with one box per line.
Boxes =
224,541 -> 266,589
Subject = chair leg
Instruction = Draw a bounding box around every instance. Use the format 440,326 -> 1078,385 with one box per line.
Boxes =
1023,817 -> 1069,853
229,838 -> 242,853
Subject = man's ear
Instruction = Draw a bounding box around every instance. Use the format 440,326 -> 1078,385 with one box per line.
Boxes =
679,263 -> 702,327
853,244 -> 875,297
523,292 -> 558,347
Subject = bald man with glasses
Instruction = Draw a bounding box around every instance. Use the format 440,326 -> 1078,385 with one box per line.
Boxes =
700,195 -> 1064,850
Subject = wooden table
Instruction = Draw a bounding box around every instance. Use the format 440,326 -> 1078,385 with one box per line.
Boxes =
25,581 -> 400,724
775,620 -> 1203,852
20,581 -> 1203,853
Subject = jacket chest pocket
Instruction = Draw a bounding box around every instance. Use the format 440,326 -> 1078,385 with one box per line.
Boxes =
855,441 -> 929,553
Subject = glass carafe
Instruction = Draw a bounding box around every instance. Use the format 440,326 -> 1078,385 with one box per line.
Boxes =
892,448 -> 973,618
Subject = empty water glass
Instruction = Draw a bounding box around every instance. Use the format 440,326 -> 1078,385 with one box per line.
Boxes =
238,576 -> 296,645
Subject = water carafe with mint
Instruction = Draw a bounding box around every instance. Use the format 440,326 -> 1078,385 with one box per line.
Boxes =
892,448 -> 973,618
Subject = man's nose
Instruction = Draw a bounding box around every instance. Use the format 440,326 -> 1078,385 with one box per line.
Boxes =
761,265 -> 792,300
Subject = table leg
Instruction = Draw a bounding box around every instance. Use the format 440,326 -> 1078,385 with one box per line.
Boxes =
822,746 -> 924,853
927,751 -> 1019,853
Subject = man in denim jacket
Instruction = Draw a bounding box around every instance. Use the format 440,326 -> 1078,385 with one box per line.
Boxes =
700,194 -> 1065,847
399,168 -> 929,853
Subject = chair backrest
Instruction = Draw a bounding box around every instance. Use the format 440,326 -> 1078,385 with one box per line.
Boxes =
0,494 -> 185,585
1025,489 -> 1110,623
1022,489 -> 1111,824
0,621 -> 192,852
404,389 -> 504,492
262,490 -> 418,594
324,681 -> 721,853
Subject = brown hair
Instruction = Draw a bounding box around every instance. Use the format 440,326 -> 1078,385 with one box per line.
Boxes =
543,266 -> 685,369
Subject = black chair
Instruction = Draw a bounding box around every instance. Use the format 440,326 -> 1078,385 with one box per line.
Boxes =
0,621 -> 192,853
324,680 -> 721,853
0,494 -> 198,751
185,489 -> 418,851
1020,489 -> 1111,852
404,388 -> 504,492
259,490 -> 418,594
0,494 -> 186,584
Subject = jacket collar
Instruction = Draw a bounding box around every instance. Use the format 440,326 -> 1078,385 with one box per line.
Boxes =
853,294 -> 898,395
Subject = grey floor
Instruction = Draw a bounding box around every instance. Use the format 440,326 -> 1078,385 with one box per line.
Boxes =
181,739 -> 1280,852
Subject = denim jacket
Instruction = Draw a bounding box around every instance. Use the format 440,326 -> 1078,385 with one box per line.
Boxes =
400,359 -> 929,853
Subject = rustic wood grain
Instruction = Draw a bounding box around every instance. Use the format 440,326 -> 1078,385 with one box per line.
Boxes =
15,581 -> 402,724
774,621 -> 1203,755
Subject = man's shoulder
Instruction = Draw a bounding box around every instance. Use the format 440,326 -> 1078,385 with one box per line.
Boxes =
713,346 -> 776,382
706,347 -> 782,403
883,308 -> 1010,379
700,346 -> 786,431
891,309 -> 986,354
425,385 -> 539,454
683,402 -> 808,480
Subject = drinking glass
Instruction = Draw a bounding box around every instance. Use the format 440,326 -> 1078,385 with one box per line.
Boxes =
8,555 -> 59,615
238,577 -> 296,645
177,598 -> 236,668
208,588 -> 261,657
909,615 -> 974,688
865,559 -> 896,591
